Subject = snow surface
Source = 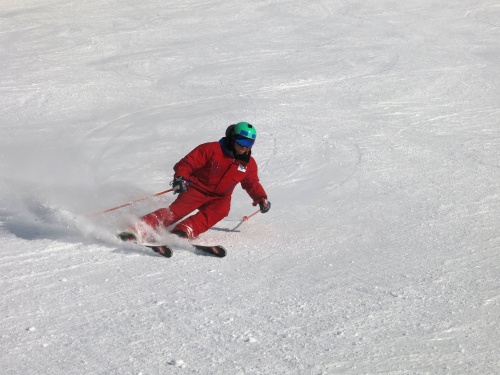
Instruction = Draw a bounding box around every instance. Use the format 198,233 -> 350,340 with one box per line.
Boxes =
1,0 -> 499,374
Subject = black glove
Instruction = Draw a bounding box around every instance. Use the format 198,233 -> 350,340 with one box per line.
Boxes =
171,176 -> 188,194
253,197 -> 271,213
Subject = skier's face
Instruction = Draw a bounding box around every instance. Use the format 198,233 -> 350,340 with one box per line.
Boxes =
233,141 -> 251,155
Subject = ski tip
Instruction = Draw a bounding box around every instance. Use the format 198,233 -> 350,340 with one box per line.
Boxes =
194,245 -> 227,258
117,231 -> 137,242
215,246 -> 227,258
150,245 -> 173,258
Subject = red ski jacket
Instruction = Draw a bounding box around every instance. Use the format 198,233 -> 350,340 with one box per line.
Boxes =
173,139 -> 267,201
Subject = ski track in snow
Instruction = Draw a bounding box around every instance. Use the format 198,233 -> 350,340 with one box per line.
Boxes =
1,1 -> 499,374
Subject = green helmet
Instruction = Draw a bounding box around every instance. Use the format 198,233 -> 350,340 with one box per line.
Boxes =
233,122 -> 256,147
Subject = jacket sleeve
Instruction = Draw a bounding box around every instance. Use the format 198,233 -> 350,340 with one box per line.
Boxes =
173,144 -> 212,179
241,159 -> 267,201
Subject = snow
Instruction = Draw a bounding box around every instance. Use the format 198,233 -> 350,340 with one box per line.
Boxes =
1,0 -> 499,374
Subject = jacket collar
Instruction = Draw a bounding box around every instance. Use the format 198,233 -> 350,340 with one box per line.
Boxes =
219,138 -> 251,163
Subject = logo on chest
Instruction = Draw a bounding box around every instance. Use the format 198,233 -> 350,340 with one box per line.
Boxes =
237,164 -> 247,172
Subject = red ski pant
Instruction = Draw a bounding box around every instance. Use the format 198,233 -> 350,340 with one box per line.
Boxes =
139,187 -> 231,238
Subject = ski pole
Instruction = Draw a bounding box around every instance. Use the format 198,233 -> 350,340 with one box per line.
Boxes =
231,209 -> 261,231
88,189 -> 173,217
243,209 -> 261,221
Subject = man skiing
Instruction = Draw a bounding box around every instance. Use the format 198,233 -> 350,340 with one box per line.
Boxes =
120,122 -> 270,243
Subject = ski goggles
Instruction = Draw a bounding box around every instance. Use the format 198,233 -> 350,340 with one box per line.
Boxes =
235,135 -> 255,148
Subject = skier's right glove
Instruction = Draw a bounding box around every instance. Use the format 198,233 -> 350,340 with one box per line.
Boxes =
253,197 -> 271,213
171,176 -> 188,194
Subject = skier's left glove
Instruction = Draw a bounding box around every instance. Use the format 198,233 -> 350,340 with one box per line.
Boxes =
171,176 -> 188,194
253,197 -> 271,213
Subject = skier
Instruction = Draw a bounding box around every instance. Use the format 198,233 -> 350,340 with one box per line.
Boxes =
119,122 -> 270,243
